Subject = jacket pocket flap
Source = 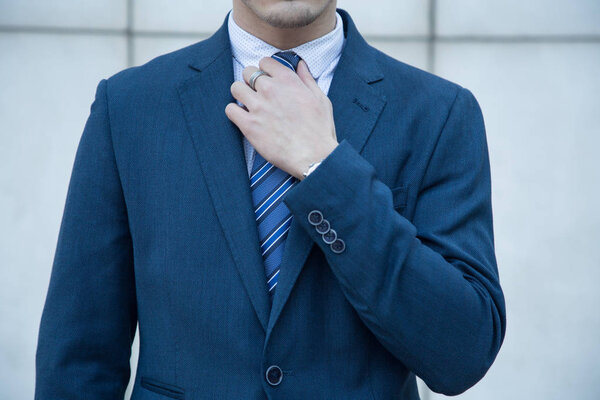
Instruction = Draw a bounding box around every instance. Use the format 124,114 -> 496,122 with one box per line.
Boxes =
141,377 -> 185,399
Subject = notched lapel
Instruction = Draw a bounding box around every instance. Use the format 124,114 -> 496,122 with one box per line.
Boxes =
173,9 -> 387,337
176,23 -> 271,333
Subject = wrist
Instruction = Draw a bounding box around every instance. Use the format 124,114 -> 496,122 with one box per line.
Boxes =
301,161 -> 322,180
297,141 -> 338,181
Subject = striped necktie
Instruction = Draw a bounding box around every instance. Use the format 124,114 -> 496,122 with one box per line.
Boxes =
250,50 -> 302,305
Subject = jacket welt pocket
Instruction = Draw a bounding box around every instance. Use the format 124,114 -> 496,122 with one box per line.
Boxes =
141,377 -> 185,400
391,185 -> 408,210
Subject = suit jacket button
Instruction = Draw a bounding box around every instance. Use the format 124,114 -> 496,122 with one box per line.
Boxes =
315,219 -> 330,234
308,210 -> 323,226
330,238 -> 346,254
322,228 -> 337,244
266,365 -> 283,386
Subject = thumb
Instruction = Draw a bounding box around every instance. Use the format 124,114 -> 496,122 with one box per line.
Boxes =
297,60 -> 322,97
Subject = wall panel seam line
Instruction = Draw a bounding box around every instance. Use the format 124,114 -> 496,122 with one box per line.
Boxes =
1,26 -> 599,44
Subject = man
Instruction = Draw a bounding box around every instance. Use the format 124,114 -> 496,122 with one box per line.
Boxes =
35,0 -> 506,399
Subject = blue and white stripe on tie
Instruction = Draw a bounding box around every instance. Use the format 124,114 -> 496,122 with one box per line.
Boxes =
250,50 -> 302,304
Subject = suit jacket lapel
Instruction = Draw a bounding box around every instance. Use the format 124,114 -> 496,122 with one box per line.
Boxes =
173,9 -> 386,335
267,9 -> 387,335
176,15 -> 271,332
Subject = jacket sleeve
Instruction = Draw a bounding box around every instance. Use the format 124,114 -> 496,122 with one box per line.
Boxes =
283,87 -> 506,395
35,79 -> 137,399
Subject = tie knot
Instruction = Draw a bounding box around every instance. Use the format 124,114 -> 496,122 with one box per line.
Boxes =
271,51 -> 302,72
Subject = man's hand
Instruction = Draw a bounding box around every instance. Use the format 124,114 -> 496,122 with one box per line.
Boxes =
225,57 -> 339,180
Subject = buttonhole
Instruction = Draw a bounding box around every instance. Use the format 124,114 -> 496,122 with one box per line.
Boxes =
353,98 -> 369,112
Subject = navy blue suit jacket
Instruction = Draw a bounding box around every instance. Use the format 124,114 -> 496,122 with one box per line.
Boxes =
35,9 -> 506,400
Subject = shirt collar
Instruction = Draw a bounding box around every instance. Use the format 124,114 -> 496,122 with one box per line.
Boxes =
228,10 -> 345,80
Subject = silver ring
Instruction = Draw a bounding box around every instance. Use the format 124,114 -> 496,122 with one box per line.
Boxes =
249,70 -> 269,91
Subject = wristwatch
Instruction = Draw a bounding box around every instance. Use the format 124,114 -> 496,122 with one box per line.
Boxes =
302,161 -> 322,179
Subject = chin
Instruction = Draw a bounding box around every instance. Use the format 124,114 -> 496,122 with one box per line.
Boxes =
245,0 -> 333,29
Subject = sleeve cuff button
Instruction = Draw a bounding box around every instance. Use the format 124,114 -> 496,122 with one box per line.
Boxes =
322,229 -> 337,244
315,219 -> 330,234
330,239 -> 346,254
308,210 -> 323,226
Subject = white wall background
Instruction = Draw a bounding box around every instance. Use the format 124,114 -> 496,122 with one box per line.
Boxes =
1,1 -> 599,399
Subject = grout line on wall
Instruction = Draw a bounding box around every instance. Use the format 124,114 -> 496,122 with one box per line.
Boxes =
131,30 -> 218,39
126,0 -> 134,66
364,35 -> 429,42
428,0 -> 437,73
2,24 -> 600,44
436,34 -> 600,43
0,25 -> 126,36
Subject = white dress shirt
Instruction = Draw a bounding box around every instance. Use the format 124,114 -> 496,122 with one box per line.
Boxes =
227,10 -> 346,176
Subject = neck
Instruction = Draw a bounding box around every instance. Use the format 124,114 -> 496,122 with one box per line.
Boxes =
231,1 -> 337,49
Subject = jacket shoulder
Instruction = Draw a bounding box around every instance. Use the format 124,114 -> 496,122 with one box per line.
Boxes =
102,36 -> 222,102
370,44 -> 466,107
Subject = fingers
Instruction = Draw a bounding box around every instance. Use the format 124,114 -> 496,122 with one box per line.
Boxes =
242,65 -> 271,92
296,60 -> 322,98
225,102 -> 250,128
258,57 -> 295,79
230,81 -> 257,109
